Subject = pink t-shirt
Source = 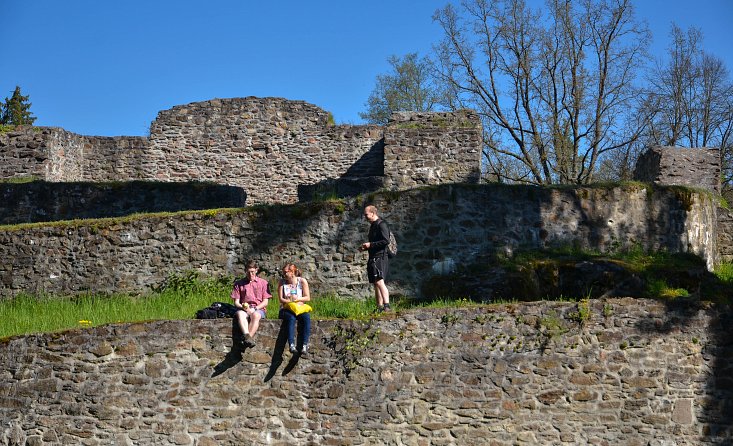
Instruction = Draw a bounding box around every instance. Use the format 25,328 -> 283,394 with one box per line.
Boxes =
230,276 -> 272,308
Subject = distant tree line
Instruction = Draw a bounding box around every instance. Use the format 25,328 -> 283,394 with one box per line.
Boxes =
361,0 -> 733,188
1,86 -> 36,127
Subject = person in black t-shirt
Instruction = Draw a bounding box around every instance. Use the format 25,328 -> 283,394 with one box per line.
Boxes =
359,205 -> 391,312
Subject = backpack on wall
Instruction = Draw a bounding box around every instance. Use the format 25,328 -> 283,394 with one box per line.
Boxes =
195,301 -> 239,319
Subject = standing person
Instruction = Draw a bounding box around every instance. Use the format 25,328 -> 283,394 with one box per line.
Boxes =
231,260 -> 271,348
278,263 -> 312,355
360,205 -> 391,312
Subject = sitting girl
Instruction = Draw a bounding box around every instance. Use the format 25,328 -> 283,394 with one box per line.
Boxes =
278,263 -> 312,354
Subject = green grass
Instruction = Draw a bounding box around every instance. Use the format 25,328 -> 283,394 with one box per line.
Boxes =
0,175 -> 39,184
0,271 -> 390,338
714,262 -> 733,283
4,259 -> 732,339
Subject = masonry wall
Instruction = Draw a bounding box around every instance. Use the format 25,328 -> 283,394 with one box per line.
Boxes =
0,126 -> 149,183
145,97 -> 387,204
633,146 -> 721,193
1,98 -> 483,207
717,206 -> 733,262
0,184 -> 717,298
383,110 -> 482,189
1,299 -> 731,445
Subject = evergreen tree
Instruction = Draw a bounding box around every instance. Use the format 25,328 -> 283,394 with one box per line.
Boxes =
1,86 -> 36,126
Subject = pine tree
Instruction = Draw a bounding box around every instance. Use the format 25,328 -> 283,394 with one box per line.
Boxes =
1,86 -> 36,126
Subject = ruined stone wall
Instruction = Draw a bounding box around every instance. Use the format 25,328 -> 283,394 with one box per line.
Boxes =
634,146 -> 721,193
1,97 -> 483,206
0,126 -> 149,183
384,110 -> 482,189
0,184 -> 717,298
146,97 -> 386,204
1,299 -> 731,445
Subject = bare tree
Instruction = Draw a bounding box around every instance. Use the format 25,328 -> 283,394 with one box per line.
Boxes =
433,0 -> 650,184
360,53 -> 443,125
643,24 -> 733,186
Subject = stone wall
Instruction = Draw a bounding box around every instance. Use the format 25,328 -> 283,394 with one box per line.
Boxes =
1,299 -> 731,445
0,97 -> 483,206
634,146 -> 721,193
717,206 -> 733,262
383,110 -> 482,189
145,97 -> 386,204
0,126 -> 149,183
0,181 -> 246,225
0,184 -> 717,298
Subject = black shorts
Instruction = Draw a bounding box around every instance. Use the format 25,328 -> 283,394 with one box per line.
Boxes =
367,256 -> 389,284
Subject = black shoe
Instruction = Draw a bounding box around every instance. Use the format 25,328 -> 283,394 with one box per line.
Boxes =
376,306 -> 384,313
234,335 -> 246,347
289,343 -> 297,354
383,303 -> 391,312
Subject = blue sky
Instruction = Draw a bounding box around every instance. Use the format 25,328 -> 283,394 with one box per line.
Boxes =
2,0 -> 732,136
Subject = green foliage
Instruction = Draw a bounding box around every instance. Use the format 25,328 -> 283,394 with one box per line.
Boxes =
440,312 -> 460,326
539,311 -> 567,339
603,303 -> 614,317
330,323 -> 380,375
647,279 -> 689,299
155,270 -> 233,294
359,53 -> 443,125
1,86 -> 36,126
567,298 -> 591,326
0,175 -> 39,184
714,262 -> 733,283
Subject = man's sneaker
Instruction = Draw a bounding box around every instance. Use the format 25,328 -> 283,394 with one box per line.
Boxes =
289,343 -> 297,354
300,344 -> 309,355
243,335 -> 256,348
383,303 -> 392,312
234,335 -> 246,347
376,306 -> 385,313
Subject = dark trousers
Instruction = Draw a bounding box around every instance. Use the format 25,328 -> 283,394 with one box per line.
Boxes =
279,309 -> 311,347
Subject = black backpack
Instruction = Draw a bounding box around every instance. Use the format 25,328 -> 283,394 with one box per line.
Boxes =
195,302 -> 239,319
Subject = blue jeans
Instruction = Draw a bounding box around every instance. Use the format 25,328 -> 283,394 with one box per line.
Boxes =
279,309 -> 311,347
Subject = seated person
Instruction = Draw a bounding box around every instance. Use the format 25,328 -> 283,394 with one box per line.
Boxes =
231,260 -> 271,347
278,263 -> 312,355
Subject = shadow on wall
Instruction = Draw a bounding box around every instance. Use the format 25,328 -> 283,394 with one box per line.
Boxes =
634,298 -> 733,444
297,177 -> 384,202
297,140 -> 386,202
358,184 -> 545,299
0,181 -> 247,225
375,184 -> 701,302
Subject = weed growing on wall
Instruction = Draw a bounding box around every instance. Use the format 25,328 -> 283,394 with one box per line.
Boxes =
328,323 -> 380,376
568,298 -> 591,327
